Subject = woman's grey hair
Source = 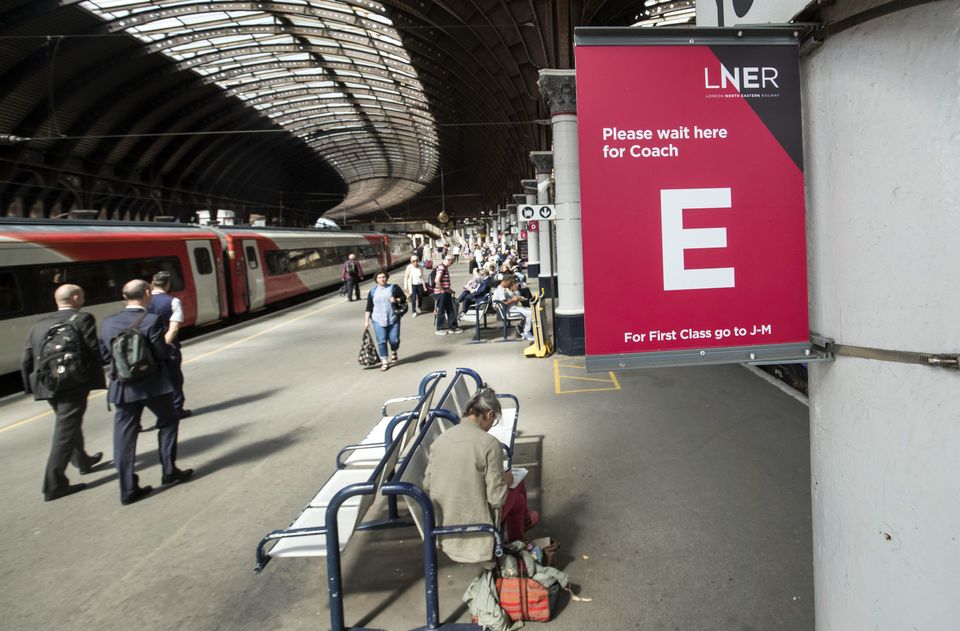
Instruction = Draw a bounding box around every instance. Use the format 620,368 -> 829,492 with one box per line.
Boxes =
464,385 -> 501,419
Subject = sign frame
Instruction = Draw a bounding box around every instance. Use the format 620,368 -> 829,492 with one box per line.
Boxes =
574,26 -> 827,372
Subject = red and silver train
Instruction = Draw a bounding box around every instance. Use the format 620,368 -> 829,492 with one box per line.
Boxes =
0,219 -> 414,374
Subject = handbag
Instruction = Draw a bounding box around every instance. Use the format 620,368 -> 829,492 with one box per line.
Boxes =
391,285 -> 409,318
357,329 -> 380,367
494,551 -> 559,623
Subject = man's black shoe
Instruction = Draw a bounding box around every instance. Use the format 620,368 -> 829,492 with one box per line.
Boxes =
161,468 -> 194,486
44,483 -> 86,502
79,452 -> 104,474
177,409 -> 193,419
121,486 -> 153,505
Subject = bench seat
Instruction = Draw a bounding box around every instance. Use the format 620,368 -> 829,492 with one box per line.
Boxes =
269,467 -> 377,557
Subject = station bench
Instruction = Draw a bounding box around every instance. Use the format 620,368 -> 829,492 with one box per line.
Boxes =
492,300 -> 527,342
254,368 -> 521,631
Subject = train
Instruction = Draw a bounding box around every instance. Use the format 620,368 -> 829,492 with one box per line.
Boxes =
0,219 -> 414,374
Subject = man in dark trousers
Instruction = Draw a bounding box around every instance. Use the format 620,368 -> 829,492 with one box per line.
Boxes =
21,284 -> 105,502
149,271 -> 190,419
99,279 -> 193,505
340,252 -> 363,301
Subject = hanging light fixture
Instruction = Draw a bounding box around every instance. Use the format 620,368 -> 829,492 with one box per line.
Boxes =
437,168 -> 449,224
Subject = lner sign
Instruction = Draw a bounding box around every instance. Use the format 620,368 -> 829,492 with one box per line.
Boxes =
574,27 -> 811,371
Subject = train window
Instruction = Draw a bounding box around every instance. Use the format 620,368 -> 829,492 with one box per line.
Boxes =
264,250 -> 288,276
337,246 -> 353,261
360,245 -> 377,258
193,248 -> 214,275
245,246 -> 259,269
38,263 -> 117,306
322,247 -> 338,266
126,258 -> 185,291
0,271 -> 23,318
286,249 -> 308,273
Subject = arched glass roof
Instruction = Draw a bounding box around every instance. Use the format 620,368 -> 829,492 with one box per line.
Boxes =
73,0 -> 439,217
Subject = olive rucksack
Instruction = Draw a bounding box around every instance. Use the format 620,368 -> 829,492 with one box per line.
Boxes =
110,312 -> 159,382
37,315 -> 91,394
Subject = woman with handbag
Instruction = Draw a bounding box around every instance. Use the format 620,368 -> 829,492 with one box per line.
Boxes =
423,387 -> 538,563
363,271 -> 407,371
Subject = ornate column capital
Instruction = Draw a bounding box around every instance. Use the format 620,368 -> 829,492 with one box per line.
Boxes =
538,69 -> 577,116
521,178 -> 538,194
529,151 -> 553,175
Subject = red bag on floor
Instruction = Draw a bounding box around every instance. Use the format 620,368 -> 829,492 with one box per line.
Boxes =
494,554 -> 559,622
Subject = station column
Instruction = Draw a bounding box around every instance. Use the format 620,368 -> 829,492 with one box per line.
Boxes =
538,69 -> 584,355
521,179 -> 540,277
529,151 -> 554,298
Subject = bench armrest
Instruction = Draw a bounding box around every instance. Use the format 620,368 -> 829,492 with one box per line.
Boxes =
336,442 -> 387,469
382,394 -> 419,417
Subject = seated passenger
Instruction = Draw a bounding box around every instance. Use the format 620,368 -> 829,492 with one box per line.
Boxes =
493,277 -> 532,342
424,387 -> 537,564
460,268 -> 492,312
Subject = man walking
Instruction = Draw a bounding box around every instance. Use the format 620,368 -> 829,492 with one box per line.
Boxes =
340,252 -> 363,301
100,279 -> 192,505
22,284 -> 105,502
149,271 -> 190,419
433,254 -> 461,335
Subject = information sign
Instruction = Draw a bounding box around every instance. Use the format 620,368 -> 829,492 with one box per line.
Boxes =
575,28 -> 810,370
518,204 -> 555,223
527,221 -> 539,232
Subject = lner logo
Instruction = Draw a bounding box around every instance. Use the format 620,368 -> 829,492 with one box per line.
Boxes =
704,65 -> 779,91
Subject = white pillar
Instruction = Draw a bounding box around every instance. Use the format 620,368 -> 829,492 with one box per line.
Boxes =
804,4 -> 960,630
538,69 -> 584,354
521,179 -> 541,275
529,151 -> 554,296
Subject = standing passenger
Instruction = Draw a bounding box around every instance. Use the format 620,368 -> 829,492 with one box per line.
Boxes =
433,255 -> 461,335
340,253 -> 363,302
363,272 -> 406,371
149,271 -> 190,419
402,255 -> 425,317
99,280 -> 193,505
21,284 -> 105,501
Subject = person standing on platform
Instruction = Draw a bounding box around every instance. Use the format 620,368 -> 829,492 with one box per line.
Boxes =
149,271 -> 190,419
100,279 -> 193,505
402,254 -> 425,317
340,253 -> 363,302
433,254 -> 461,335
363,271 -> 406,371
21,284 -> 105,502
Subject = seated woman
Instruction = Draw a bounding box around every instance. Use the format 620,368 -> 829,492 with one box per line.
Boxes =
424,387 -> 537,564
459,268 -> 492,312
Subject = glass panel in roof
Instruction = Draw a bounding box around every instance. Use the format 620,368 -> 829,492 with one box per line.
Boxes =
78,0 -> 438,217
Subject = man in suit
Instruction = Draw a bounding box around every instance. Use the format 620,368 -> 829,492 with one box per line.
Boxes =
22,284 -> 106,502
149,271 -> 191,419
99,279 -> 193,505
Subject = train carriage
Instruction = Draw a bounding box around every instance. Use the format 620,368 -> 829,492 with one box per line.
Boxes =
0,219 -> 414,375
0,219 -> 227,374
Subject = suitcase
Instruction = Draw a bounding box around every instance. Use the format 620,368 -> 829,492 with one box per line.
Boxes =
419,292 -> 436,313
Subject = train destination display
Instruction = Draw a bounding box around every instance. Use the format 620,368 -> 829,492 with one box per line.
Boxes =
574,28 -> 810,370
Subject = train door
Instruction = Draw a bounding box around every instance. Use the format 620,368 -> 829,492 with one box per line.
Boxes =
186,240 -> 220,323
242,239 -> 266,310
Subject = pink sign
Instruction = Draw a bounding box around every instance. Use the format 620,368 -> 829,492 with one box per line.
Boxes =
575,33 -> 809,368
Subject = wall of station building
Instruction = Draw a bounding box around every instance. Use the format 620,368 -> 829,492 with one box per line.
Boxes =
800,2 -> 959,630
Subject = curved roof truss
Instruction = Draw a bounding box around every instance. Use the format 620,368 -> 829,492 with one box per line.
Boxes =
73,0 -> 439,217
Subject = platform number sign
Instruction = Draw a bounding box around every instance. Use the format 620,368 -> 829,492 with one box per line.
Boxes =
519,204 -> 554,223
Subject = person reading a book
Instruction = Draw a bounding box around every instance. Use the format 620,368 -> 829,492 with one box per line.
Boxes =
424,386 -> 538,563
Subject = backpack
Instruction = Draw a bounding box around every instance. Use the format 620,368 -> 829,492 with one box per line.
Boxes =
346,260 -> 358,276
37,315 -> 91,395
110,312 -> 159,382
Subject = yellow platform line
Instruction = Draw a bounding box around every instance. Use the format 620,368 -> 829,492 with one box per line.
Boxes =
553,359 -> 621,395
1,299 -> 342,434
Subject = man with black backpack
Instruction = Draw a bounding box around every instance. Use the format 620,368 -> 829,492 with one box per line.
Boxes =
21,284 -> 106,502
99,279 -> 193,505
340,252 -> 363,302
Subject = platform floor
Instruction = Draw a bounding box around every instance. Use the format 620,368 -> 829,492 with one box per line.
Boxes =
0,270 -> 813,631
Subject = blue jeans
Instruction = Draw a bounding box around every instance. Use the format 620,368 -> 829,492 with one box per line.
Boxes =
435,292 -> 458,331
371,320 -> 401,359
